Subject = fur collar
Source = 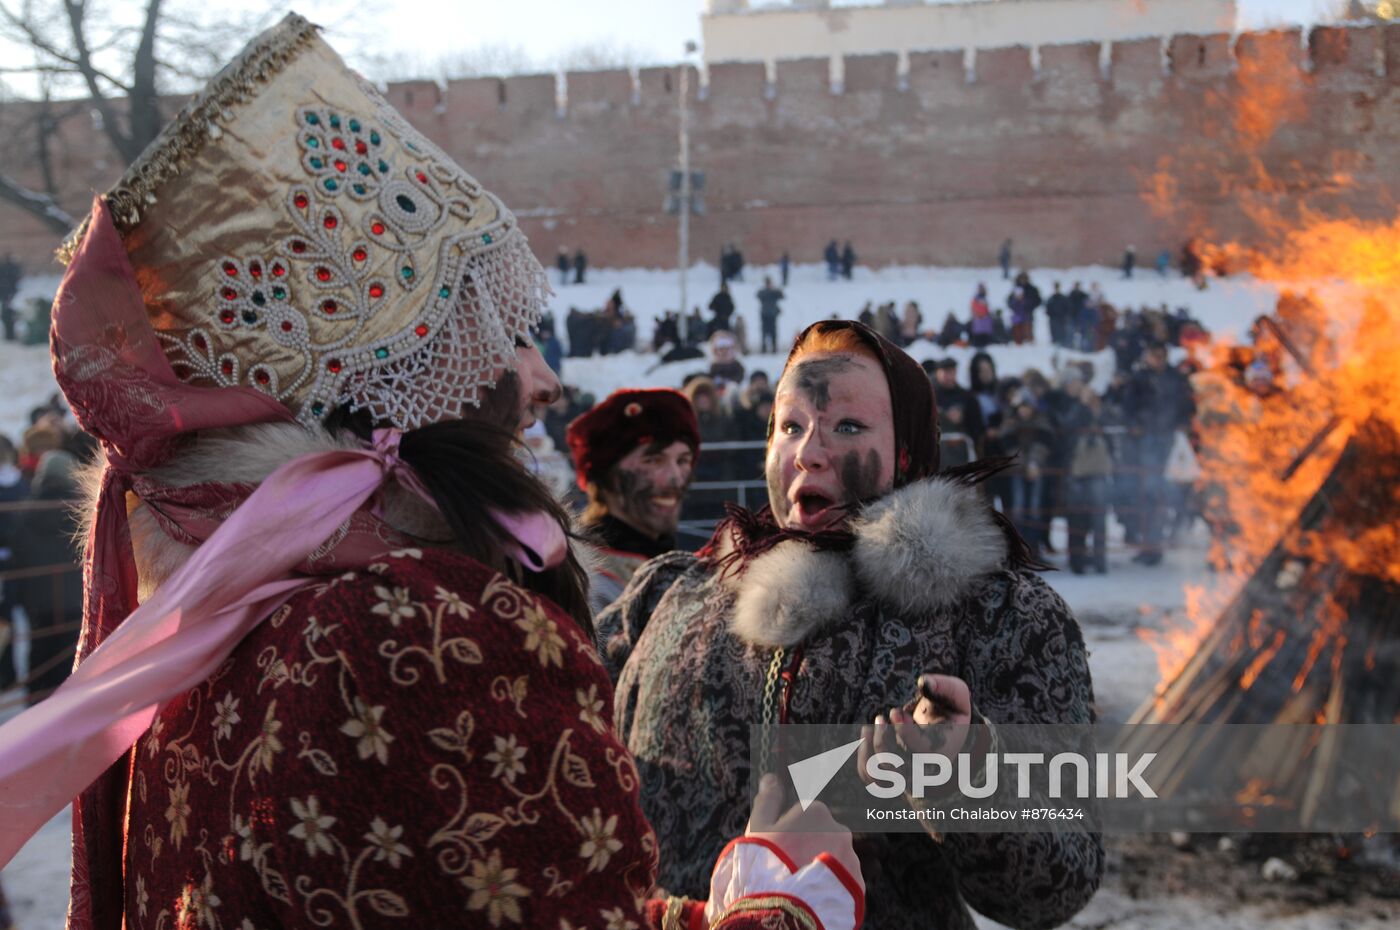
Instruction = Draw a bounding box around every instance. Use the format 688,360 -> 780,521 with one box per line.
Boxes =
727,477 -> 1007,647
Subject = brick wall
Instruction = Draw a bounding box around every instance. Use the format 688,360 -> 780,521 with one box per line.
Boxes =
1,23 -> 1396,280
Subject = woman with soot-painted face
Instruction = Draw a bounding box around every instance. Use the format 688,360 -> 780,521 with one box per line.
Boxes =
599,319 -> 1104,930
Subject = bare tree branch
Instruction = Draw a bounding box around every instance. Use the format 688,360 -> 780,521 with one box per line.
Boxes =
64,0 -> 140,161
0,172 -> 75,234
128,0 -> 163,148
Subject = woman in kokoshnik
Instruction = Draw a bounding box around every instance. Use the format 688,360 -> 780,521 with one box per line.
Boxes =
0,15 -> 865,930
600,320 -> 1104,930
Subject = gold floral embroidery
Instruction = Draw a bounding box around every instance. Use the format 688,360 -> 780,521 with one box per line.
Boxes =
371,584 -> 417,625
578,808 -> 623,872
252,701 -> 284,776
212,692 -> 242,740
599,906 -> 640,930
176,872 -> 221,929
462,849 -> 531,926
516,601 -> 565,668
166,780 -> 192,849
136,872 -> 149,918
340,697 -> 395,764
288,795 -> 337,857
435,585 -> 472,618
145,717 -> 165,758
234,814 -> 256,861
364,817 -> 413,868
491,675 -> 530,718
577,685 -> 608,735
485,733 -> 527,784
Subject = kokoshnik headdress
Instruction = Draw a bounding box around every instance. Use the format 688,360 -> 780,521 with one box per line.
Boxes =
0,15 -> 561,926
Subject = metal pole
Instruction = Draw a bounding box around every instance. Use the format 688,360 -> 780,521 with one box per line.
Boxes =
678,55 -> 691,321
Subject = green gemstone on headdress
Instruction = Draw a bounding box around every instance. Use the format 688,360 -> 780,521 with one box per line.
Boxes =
242,311 -> 257,324
438,286 -> 450,299
378,160 -> 389,174
370,131 -> 380,145
374,347 -> 389,359
352,184 -> 366,195
395,194 -> 416,214
358,163 -> 371,176
329,114 -> 341,129
400,266 -> 413,280
251,291 -> 266,306
307,137 -> 319,148
324,179 -> 338,191
309,156 -> 323,169
482,233 -> 493,244
272,286 -> 286,299
311,402 -> 324,416
349,119 -> 361,132
306,113 -> 319,125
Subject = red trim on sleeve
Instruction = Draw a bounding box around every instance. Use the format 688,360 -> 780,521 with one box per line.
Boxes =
712,835 -> 801,877
815,852 -> 865,928
687,899 -> 707,930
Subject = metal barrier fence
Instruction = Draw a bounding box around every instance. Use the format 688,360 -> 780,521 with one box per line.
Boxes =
0,497 -> 82,712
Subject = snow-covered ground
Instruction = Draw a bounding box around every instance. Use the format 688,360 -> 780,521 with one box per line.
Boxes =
1,262 -> 1310,927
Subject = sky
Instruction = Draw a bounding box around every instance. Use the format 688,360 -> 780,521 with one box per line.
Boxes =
0,0 -> 1358,100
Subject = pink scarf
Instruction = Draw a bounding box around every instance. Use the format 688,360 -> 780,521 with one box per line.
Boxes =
0,201 -> 564,930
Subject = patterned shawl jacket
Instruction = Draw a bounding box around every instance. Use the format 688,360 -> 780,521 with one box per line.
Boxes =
115,424 -> 850,930
599,476 -> 1104,930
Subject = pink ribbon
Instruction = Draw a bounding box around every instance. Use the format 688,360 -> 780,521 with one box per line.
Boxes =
0,429 -> 564,867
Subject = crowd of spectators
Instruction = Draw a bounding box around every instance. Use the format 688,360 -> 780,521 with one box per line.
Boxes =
0,396 -> 92,704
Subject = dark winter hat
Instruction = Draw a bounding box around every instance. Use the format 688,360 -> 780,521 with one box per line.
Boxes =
779,319 -> 940,485
566,388 -> 700,491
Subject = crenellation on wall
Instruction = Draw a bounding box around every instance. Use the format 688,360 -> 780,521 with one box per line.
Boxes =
975,46 -> 1035,86
1167,33 -> 1234,79
501,73 -> 559,117
1309,25 -> 1384,82
0,24 -> 1397,273
1111,37 -> 1167,92
1235,29 -> 1304,73
842,53 -> 899,95
703,61 -> 767,99
564,69 -> 633,112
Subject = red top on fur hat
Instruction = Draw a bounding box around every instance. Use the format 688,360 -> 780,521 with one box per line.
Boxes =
566,389 -> 700,491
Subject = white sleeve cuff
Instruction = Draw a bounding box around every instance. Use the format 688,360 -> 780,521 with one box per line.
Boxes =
703,836 -> 865,930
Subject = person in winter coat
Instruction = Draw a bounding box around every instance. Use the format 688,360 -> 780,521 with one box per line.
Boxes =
823,240 -> 840,280
556,246 -> 571,286
1063,386 -> 1114,574
567,390 -> 699,615
1125,342 -> 1196,564
599,320 -> 1102,930
709,282 -> 736,336
839,241 -> 856,280
0,19 -> 864,930
7,450 -> 83,704
1046,282 -> 1071,348
968,284 -> 994,348
756,277 -> 784,354
0,433 -> 30,692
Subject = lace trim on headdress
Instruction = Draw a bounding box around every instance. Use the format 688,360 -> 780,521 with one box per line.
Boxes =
56,13 -> 321,263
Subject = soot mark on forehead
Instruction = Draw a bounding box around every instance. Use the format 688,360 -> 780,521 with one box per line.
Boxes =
840,449 -> 884,503
787,355 -> 857,412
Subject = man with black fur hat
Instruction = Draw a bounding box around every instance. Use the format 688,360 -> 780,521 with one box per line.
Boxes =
568,389 -> 700,612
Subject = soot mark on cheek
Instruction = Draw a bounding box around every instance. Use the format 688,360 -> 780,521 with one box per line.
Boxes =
839,449 -> 884,503
766,461 -> 790,521
613,468 -> 655,513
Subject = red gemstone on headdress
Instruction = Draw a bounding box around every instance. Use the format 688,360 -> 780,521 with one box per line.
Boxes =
414,324 -> 428,337
371,222 -> 385,236
192,334 -> 207,351
369,283 -> 384,298
415,170 -> 428,184
293,194 -> 309,209
219,309 -> 235,324
323,215 -> 338,229
280,320 -> 293,332
291,240 -> 307,254
352,247 -> 367,263
221,287 -> 237,300
271,263 -> 286,277
222,262 -> 237,276
249,261 -> 262,278
331,137 -> 346,150
220,359 -> 234,375
322,299 -> 338,314
334,160 -> 347,173
327,359 -> 342,373
624,402 -> 643,417
255,370 -> 271,384
355,140 -> 367,155
315,267 -> 332,282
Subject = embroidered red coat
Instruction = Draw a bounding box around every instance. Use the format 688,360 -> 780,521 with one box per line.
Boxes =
121,545 -> 826,929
